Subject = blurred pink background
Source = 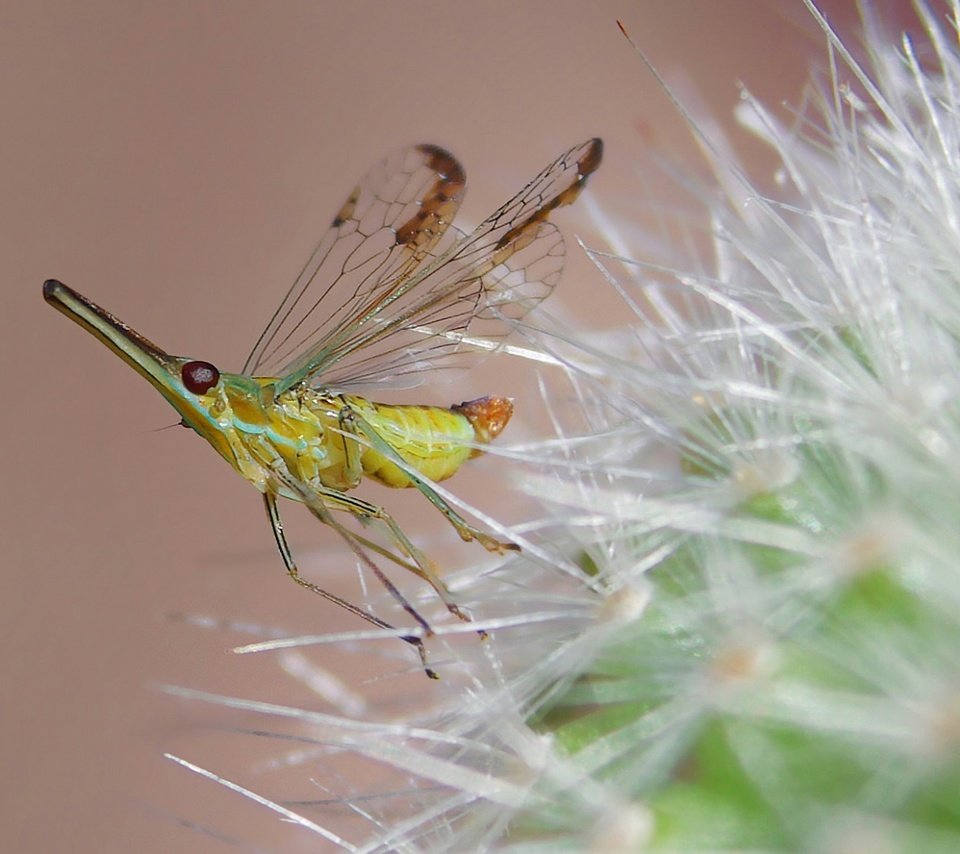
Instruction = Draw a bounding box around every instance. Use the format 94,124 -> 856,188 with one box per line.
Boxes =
2,1 -> 923,850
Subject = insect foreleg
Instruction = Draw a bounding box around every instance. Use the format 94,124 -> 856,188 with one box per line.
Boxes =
264,456 -> 434,637
262,492 -> 438,679
251,433 -> 439,675
342,406 -> 520,554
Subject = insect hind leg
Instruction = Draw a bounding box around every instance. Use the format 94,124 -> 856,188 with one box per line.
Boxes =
343,406 -> 519,555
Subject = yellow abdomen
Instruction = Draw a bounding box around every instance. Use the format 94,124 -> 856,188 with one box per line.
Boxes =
346,394 -> 514,489
347,398 -> 475,487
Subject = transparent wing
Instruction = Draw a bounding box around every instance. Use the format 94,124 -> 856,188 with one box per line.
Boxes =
243,144 -> 466,377
318,219 -> 566,390
271,137 -> 603,394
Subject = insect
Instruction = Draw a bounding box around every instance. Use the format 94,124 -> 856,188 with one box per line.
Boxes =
43,137 -> 603,677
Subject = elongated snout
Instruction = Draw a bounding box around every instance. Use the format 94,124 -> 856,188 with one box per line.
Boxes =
43,278 -> 220,413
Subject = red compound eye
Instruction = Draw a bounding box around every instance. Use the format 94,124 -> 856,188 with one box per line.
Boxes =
181,360 -> 220,394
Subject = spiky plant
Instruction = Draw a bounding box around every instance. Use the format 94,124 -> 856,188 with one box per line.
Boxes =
166,3 -> 960,851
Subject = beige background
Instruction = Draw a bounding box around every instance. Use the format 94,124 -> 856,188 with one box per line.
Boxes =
2,1 -> 917,851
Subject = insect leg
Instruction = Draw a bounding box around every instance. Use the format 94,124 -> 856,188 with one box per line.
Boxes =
263,492 -> 438,679
337,405 -> 364,488
309,484 -> 480,629
343,406 -> 520,553
250,433 -> 435,633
